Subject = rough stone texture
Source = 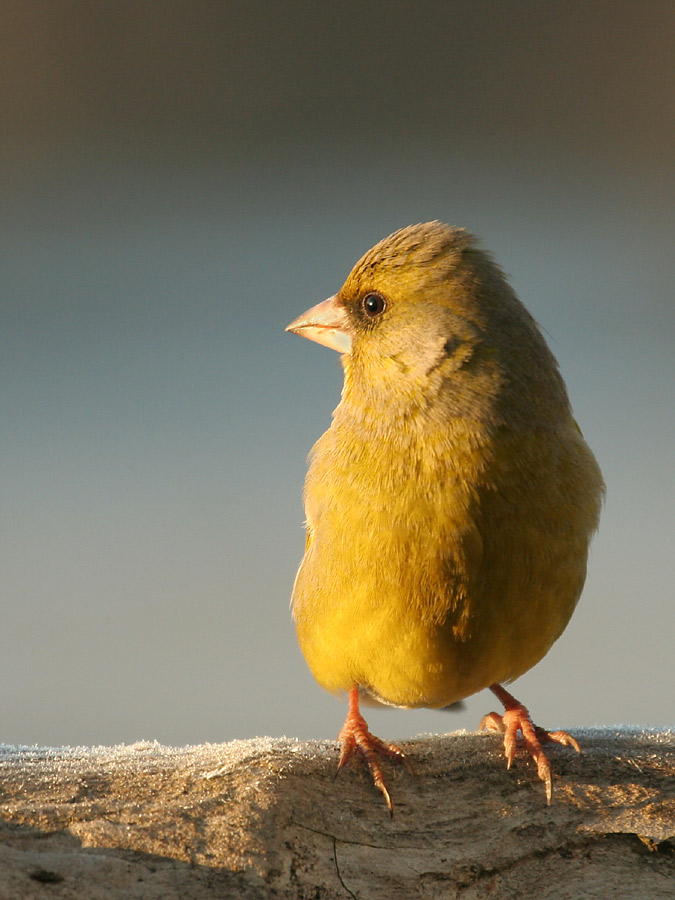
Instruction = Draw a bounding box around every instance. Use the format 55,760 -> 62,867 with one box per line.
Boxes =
0,727 -> 673,899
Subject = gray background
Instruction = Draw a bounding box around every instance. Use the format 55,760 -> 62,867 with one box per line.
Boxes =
2,1 -> 673,748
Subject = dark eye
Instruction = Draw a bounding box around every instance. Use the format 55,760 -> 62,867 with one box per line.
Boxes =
362,292 -> 387,318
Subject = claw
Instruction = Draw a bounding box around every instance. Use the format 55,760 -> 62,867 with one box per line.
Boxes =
542,729 -> 582,754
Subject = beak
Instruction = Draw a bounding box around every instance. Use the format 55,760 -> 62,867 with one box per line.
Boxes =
286,294 -> 352,354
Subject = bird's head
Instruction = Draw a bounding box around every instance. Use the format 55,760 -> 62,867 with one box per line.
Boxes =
287,222 -> 566,425
288,222 -> 481,361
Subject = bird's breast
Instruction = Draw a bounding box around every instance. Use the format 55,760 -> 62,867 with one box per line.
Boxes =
292,412 -> 601,708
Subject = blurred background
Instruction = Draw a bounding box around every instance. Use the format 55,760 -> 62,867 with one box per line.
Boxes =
1,1 -> 673,748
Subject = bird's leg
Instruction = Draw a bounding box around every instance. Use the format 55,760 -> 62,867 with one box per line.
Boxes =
479,683 -> 581,804
337,686 -> 412,815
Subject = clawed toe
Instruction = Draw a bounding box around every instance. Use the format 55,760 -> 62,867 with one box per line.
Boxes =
337,687 -> 412,814
481,684 -> 581,804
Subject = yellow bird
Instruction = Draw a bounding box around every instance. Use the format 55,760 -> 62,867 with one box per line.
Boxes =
287,222 -> 604,811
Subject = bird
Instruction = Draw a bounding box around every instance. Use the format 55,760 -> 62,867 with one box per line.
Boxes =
286,221 -> 604,812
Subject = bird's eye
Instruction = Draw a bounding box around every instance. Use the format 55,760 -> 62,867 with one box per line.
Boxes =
362,292 -> 387,318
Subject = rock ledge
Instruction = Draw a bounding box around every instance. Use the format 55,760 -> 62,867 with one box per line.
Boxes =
1,727 -> 673,899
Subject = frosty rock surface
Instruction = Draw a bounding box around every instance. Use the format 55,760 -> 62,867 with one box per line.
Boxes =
0,728 -> 673,899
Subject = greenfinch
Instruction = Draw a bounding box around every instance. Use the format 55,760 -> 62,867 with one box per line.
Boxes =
287,222 -> 604,811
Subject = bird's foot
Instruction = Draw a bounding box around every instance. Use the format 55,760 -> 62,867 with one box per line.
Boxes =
337,687 -> 412,815
479,683 -> 581,804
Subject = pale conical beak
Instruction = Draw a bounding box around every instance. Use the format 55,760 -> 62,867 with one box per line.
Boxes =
286,294 -> 353,354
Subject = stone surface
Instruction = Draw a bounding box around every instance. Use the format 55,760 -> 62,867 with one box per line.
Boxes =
0,728 -> 673,899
